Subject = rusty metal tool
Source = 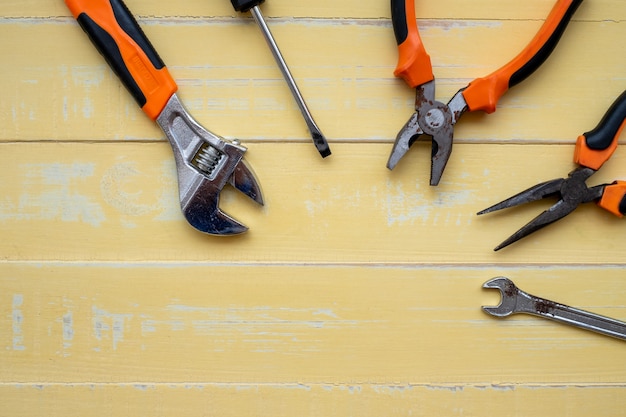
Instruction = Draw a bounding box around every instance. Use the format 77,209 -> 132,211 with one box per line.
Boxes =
65,0 -> 263,235
478,91 -> 626,251
230,0 -> 331,158
483,277 -> 626,341
388,0 -> 582,185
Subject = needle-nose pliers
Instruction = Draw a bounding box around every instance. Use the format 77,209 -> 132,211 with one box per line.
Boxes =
387,0 -> 583,185
478,91 -> 626,251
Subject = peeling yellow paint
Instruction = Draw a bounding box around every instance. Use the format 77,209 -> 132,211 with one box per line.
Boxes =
1,1 -> 626,416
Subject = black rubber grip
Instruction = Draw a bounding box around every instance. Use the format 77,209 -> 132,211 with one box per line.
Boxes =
585,90 -> 626,150
509,0 -> 583,88
391,0 -> 409,45
74,0 -> 166,108
109,0 -> 165,69
231,0 -> 265,13
76,13 -> 146,107
619,194 -> 626,215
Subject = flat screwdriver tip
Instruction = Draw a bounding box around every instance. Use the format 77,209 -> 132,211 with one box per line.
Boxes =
312,131 -> 331,158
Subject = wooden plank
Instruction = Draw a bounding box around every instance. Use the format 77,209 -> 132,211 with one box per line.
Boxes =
0,0 -> 623,20
0,20 -> 623,142
1,0 -> 625,415
1,142 -> 626,263
1,264 -> 625,383
2,384 -> 626,417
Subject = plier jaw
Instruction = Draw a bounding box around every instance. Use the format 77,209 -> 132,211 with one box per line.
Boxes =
478,167 -> 601,251
387,82 -> 468,186
387,111 -> 421,171
387,81 -> 455,185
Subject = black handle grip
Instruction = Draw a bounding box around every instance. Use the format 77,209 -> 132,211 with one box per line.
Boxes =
585,90 -> 626,150
619,195 -> 626,215
231,0 -> 265,13
76,14 -> 143,107
509,0 -> 583,88
67,0 -> 177,119
391,0 -> 410,45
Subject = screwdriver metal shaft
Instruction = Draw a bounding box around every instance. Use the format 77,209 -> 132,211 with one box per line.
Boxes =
248,5 -> 331,158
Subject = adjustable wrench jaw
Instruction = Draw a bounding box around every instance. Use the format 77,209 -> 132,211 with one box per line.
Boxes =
157,94 -> 264,235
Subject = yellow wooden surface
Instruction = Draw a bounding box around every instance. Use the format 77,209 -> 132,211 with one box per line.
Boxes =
1,1 -> 626,416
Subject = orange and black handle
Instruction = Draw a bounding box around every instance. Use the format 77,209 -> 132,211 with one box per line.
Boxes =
65,0 -> 178,120
462,0 -> 582,114
574,90 -> 626,171
390,0 -> 434,88
598,181 -> 626,217
574,91 -> 626,217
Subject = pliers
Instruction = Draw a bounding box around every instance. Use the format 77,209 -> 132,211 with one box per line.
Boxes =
387,0 -> 583,185
65,0 -> 263,235
478,91 -> 626,251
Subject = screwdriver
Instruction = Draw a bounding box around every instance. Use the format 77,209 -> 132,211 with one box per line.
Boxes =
230,0 -> 331,158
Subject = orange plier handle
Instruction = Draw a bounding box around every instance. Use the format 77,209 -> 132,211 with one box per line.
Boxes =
391,0 -> 583,113
574,90 -> 626,217
575,91 -> 626,170
65,0 -> 178,120
598,181 -> 626,217
391,0 -> 433,88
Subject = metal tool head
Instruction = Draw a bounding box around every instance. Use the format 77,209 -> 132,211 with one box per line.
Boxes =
157,94 -> 263,235
482,277 -> 521,317
387,81 -> 466,186
310,128 -> 331,158
387,112 -> 422,170
478,167 -> 603,250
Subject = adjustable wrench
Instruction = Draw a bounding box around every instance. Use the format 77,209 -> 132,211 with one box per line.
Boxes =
482,277 -> 626,341
65,0 -> 263,235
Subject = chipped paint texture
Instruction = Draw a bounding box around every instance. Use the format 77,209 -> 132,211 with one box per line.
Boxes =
0,163 -> 105,226
11,294 -> 25,351
385,180 -> 430,226
92,306 -> 132,351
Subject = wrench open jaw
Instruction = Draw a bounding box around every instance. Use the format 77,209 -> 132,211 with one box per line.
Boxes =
482,277 -> 534,317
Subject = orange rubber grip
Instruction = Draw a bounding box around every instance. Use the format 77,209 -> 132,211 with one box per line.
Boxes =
65,0 -> 177,120
574,132 -> 620,171
598,181 -> 626,217
574,91 -> 626,170
462,0 -> 582,114
391,0 -> 434,88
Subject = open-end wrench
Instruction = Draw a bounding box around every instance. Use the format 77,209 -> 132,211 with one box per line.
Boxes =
482,277 -> 626,341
